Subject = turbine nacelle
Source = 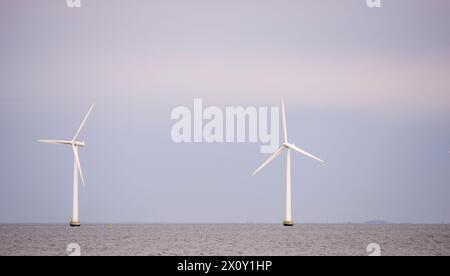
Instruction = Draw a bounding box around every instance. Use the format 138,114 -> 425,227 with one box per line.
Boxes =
74,141 -> 86,147
283,142 -> 294,148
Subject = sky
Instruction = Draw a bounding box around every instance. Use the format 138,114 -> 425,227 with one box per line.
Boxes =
0,0 -> 449,224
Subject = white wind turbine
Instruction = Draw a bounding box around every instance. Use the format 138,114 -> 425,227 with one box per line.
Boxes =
252,99 -> 324,226
39,104 -> 95,227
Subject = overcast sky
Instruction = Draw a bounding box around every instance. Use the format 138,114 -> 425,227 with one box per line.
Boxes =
0,0 -> 449,224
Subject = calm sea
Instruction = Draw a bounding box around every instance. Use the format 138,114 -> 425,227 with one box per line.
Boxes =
0,224 -> 449,256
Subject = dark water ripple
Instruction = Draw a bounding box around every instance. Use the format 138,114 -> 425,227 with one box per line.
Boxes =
0,224 -> 449,256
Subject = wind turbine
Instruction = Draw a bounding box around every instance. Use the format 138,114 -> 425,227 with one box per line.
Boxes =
252,99 -> 324,226
39,103 -> 95,227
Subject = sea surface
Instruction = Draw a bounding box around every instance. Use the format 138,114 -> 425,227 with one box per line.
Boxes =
0,224 -> 449,256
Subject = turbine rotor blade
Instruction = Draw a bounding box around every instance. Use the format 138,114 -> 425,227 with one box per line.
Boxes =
73,103 -> 95,141
288,144 -> 325,163
281,99 -> 288,143
72,145 -> 85,187
252,146 -> 285,175
38,140 -> 72,145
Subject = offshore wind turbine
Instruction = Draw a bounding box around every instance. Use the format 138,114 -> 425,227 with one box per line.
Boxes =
252,99 -> 324,226
38,104 -> 95,227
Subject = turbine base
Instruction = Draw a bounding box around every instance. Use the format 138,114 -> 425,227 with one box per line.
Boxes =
69,221 -> 81,227
283,221 -> 294,227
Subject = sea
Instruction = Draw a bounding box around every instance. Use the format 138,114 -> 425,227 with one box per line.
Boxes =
0,224 -> 449,256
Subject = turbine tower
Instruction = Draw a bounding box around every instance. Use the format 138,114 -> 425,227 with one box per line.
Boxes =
39,103 -> 95,227
253,99 -> 324,226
